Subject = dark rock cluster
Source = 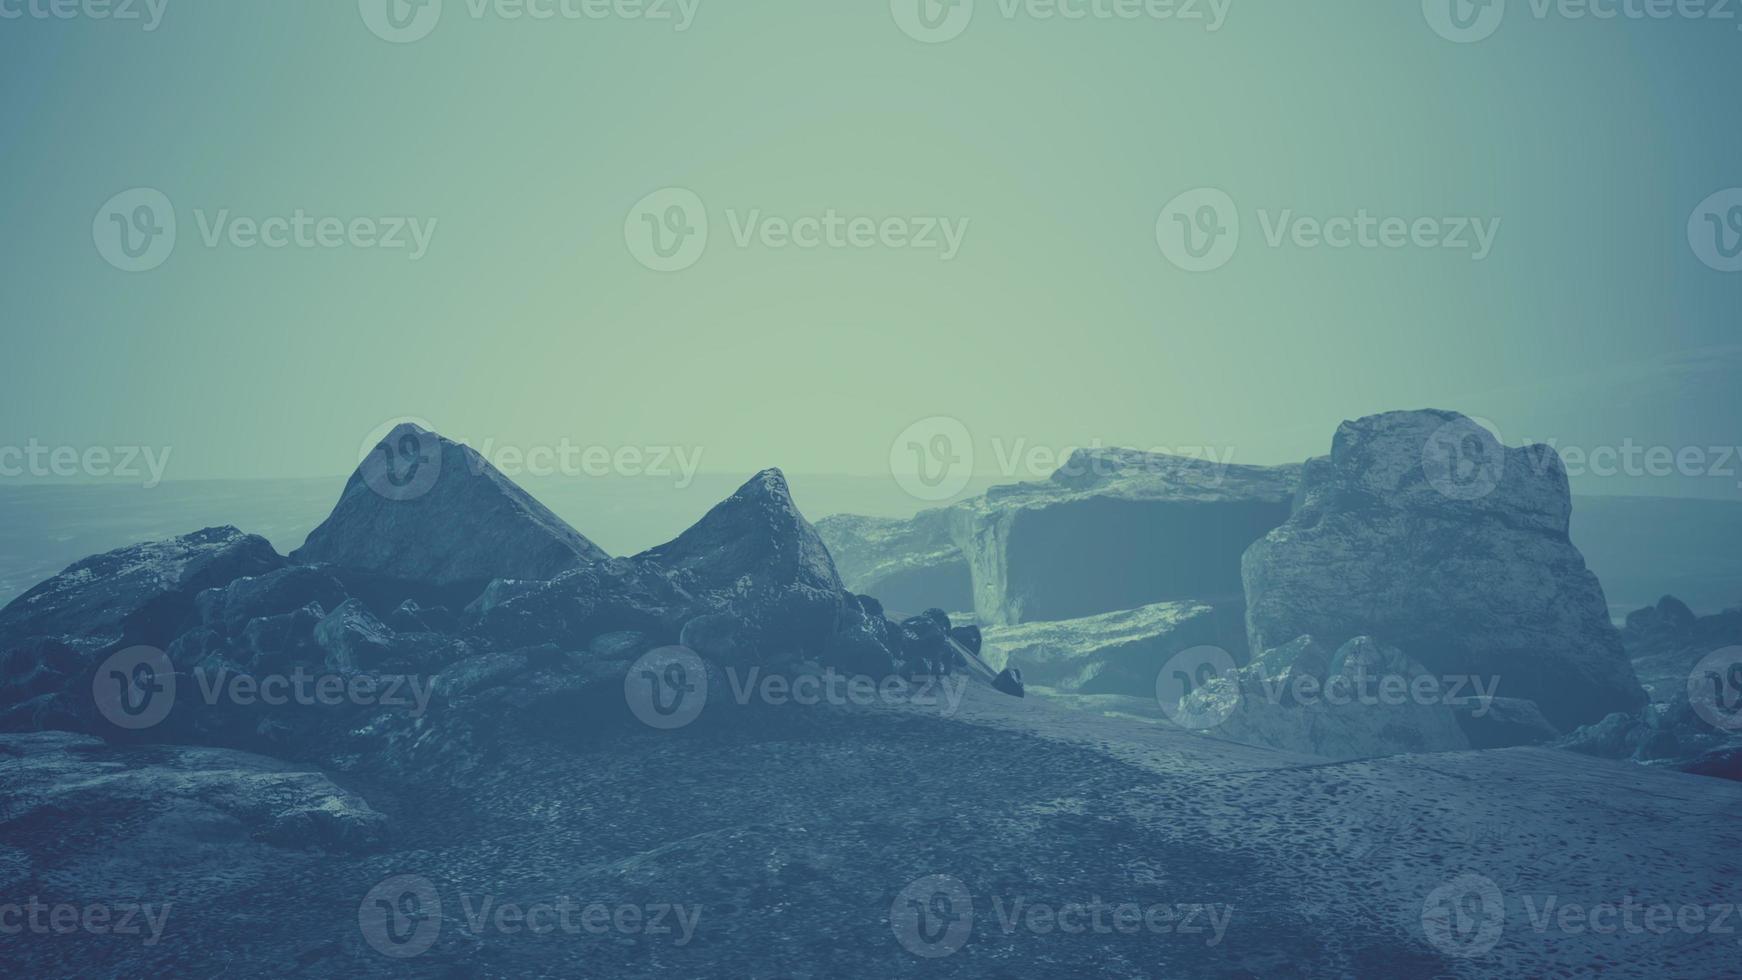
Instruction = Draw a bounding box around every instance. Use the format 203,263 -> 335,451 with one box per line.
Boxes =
0,427 -> 1006,771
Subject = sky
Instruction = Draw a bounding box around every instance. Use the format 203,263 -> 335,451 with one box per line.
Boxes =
1,1 -> 1738,503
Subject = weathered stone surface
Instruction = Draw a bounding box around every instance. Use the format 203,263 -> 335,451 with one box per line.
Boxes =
1243,410 -> 1646,731
0,526 -> 283,652
980,600 -> 1242,696
292,423 -> 607,586
195,565 -> 348,637
950,449 -> 1299,626
1183,636 -> 1471,760
816,508 -> 972,612
638,468 -> 842,594
1453,696 -> 1560,749
0,731 -> 386,853
1620,595 -> 1742,703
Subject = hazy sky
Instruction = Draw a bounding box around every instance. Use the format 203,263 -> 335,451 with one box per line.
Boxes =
2,2 -> 1738,500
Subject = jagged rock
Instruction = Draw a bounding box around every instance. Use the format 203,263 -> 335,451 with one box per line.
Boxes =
639,469 -> 842,593
0,731 -> 386,854
1453,696 -> 1559,749
679,611 -> 756,665
993,666 -> 1025,698
949,624 -> 983,657
470,559 -> 703,651
237,603 -> 327,672
195,566 -> 348,637
979,600 -> 1244,696
951,448 -> 1299,626
822,597 -> 899,677
1183,636 -> 1470,760
1558,695 -> 1740,768
388,599 -> 456,635
638,470 -> 858,665
1243,410 -> 1646,732
816,509 -> 972,612
896,610 -> 957,676
0,526 -> 283,653
1620,595 -> 1742,703
314,599 -> 396,673
291,423 -> 608,586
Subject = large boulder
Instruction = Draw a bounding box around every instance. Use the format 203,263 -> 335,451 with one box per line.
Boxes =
1242,410 -> 1646,732
815,509 -> 972,614
979,600 -> 1244,696
291,423 -> 607,587
950,448 -> 1298,626
0,526 -> 284,653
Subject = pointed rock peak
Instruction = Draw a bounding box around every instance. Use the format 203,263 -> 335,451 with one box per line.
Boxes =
636,468 -> 843,593
291,423 -> 608,587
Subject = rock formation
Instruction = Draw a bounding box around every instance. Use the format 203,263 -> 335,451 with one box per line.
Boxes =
0,526 -> 283,653
1242,410 -> 1646,731
291,423 -> 608,586
815,509 -> 972,613
979,600 -> 1243,697
1620,594 -> 1742,702
1180,635 -> 1474,760
951,448 -> 1299,626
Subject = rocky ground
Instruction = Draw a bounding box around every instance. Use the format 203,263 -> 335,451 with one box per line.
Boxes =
3,684 -> 1739,978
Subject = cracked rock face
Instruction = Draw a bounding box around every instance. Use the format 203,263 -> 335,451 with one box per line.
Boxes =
950,448 -> 1299,626
292,423 -> 608,587
1242,410 -> 1646,732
